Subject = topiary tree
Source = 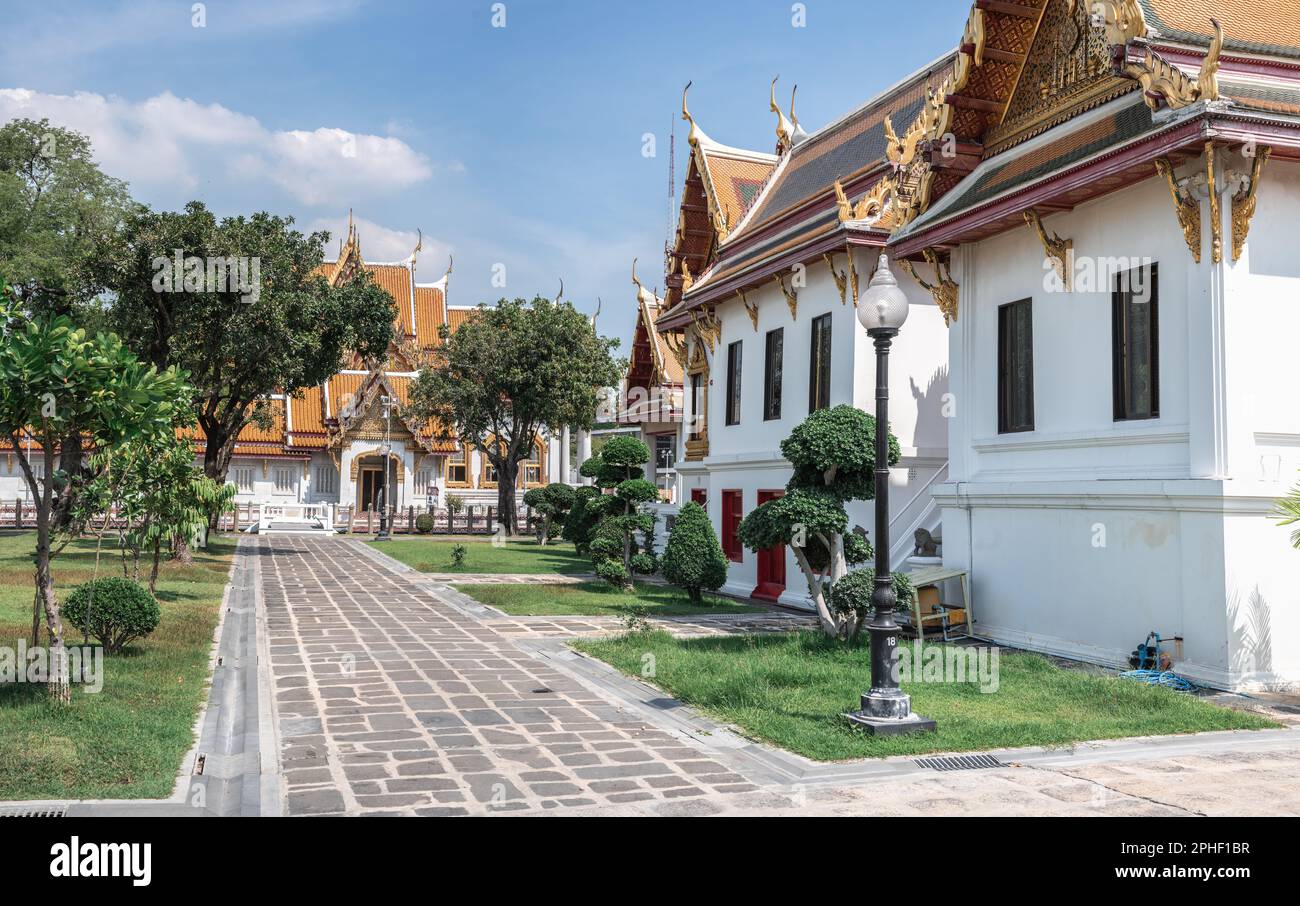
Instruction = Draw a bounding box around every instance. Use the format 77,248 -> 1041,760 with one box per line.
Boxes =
562,485 -> 605,554
523,482 -> 575,545
415,512 -> 435,534
738,405 -> 899,639
63,577 -> 161,653
576,437 -> 655,588
660,501 -> 727,604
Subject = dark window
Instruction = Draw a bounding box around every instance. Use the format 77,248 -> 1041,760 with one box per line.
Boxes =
654,433 -> 675,469
1113,263 -> 1159,421
721,489 -> 743,562
688,372 -> 704,440
808,314 -> 832,412
725,341 -> 742,426
763,328 -> 783,420
998,299 -> 1034,434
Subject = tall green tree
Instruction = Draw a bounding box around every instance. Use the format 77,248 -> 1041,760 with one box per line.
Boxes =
0,118 -> 135,318
0,285 -> 189,699
407,296 -> 621,534
105,201 -> 394,491
1,119 -> 139,530
738,405 -> 899,639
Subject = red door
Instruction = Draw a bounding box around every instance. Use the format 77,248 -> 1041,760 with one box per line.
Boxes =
691,488 -> 707,507
720,490 -> 743,563
753,490 -> 786,601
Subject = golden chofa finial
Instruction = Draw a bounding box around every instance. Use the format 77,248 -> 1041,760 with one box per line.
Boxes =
444,254 -> 453,278
790,84 -> 799,130
632,256 -> 643,290
770,75 -> 792,153
681,81 -> 701,147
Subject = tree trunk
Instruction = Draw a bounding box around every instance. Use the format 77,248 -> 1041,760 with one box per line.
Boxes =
495,459 -> 519,536
170,532 -> 194,564
792,544 -> 840,638
538,513 -> 550,546
202,430 -> 236,529
51,430 -> 84,532
149,540 -> 162,595
34,519 -> 70,703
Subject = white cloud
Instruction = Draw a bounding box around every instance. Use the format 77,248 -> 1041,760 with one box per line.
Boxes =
308,215 -> 453,271
0,87 -> 433,206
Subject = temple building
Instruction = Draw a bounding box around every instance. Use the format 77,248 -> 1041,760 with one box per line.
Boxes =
652,0 -> 1300,689
616,260 -> 684,500
196,218 -> 553,518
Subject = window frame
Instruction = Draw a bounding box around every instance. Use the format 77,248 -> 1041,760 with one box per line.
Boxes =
997,298 -> 1035,434
808,313 -> 832,412
725,340 -> 743,426
1112,262 -> 1160,422
763,327 -> 783,421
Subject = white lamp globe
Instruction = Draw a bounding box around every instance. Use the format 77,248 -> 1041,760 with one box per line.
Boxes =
857,253 -> 910,333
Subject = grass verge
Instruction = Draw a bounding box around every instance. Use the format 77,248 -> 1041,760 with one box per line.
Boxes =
573,630 -> 1278,760
370,537 -> 589,574
454,581 -> 766,617
0,530 -> 235,800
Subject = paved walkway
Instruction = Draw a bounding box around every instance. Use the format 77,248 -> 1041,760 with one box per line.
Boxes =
260,536 -> 1300,817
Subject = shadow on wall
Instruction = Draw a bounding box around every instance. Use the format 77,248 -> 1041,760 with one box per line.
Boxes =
910,364 -> 949,451
1228,585 -> 1277,687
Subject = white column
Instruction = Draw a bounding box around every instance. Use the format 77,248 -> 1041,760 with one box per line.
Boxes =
560,426 -> 571,485
577,429 -> 592,485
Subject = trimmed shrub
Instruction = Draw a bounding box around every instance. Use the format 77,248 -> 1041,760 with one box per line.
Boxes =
829,569 -> 916,622
562,486 -> 604,553
62,577 -> 161,653
415,512 -> 435,534
630,552 -> 658,576
595,558 -> 629,587
450,544 -> 467,567
660,501 -> 728,604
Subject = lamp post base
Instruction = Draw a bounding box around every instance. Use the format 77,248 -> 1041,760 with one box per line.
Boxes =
844,710 -> 937,737
845,691 -> 936,736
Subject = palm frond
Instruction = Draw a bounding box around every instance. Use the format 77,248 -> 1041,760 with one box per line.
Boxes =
1273,481 -> 1300,550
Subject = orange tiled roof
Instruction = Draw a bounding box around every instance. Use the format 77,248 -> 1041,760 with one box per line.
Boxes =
702,151 -> 776,236
447,307 -> 477,334
1141,0 -> 1300,57
413,284 -> 447,348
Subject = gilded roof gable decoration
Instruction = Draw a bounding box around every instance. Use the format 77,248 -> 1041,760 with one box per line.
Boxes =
770,76 -> 794,155
1095,0 -> 1147,46
1124,18 -> 1224,112
988,0 -> 1131,154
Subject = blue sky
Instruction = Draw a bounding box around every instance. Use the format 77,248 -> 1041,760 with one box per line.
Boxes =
0,0 -> 971,345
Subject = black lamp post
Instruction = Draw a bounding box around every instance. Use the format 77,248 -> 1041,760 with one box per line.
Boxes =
845,252 -> 936,736
376,395 -> 393,541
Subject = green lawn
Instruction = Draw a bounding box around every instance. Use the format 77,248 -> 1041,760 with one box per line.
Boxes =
0,530 -> 235,800
370,537 -> 590,574
574,630 -> 1278,761
454,581 -> 766,617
